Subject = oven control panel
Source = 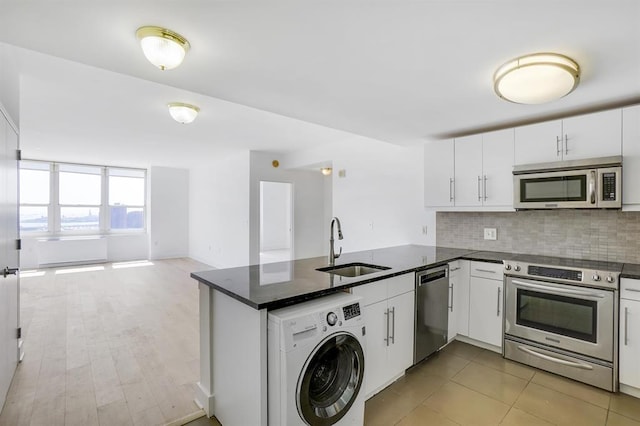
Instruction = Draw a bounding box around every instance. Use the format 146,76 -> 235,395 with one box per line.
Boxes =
503,260 -> 620,290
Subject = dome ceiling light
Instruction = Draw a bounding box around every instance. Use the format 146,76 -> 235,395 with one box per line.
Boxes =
168,102 -> 200,124
136,26 -> 190,70
493,53 -> 580,104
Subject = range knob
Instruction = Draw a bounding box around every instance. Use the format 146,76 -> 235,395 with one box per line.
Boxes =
514,265 -> 521,272
504,264 -> 512,271
606,276 -> 615,284
592,274 -> 601,282
326,312 -> 338,326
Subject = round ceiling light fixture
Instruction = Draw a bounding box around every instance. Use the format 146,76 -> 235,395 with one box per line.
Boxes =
320,167 -> 332,176
136,26 -> 190,70
493,53 -> 580,104
168,102 -> 200,124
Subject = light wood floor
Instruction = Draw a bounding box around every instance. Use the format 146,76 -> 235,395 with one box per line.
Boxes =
0,258 -> 213,426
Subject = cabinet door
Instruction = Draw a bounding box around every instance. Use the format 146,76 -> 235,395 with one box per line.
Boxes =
447,263 -> 458,341
620,298 -> 640,388
454,134 -> 483,207
424,140 -> 454,207
468,277 -> 503,348
387,291 -> 415,378
454,260 -> 470,337
514,120 -> 562,165
623,106 -> 640,207
362,300 -> 390,396
482,129 -> 514,207
562,109 -> 622,161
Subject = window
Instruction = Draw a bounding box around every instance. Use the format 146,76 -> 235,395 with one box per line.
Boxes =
109,168 -> 145,231
19,160 -> 147,235
19,161 -> 50,232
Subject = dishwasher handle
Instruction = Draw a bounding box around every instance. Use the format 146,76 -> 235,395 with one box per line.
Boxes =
417,266 -> 449,286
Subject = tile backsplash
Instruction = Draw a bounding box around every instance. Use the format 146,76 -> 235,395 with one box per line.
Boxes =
436,210 -> 640,263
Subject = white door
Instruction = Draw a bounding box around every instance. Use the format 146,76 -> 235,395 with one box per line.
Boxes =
454,135 -> 483,207
259,181 -> 293,263
386,291 -> 415,377
0,110 -> 19,409
482,129 -> 514,207
620,298 -> 640,388
562,109 -> 622,161
424,140 -> 454,207
468,277 -> 503,348
514,120 -> 562,165
362,300 -> 389,396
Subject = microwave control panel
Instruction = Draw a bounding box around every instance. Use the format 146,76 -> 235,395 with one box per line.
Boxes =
602,172 -> 617,201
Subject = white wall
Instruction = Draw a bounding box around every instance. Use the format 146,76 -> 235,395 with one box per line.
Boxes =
259,181 -> 291,251
149,166 -> 189,259
283,135 -> 435,253
0,43 -> 19,127
189,151 -> 251,268
249,151 -> 326,265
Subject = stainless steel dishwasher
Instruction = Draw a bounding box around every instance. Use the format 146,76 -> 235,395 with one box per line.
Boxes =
414,265 -> 449,364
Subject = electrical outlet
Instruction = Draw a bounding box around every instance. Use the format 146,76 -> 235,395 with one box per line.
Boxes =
484,228 -> 497,240
422,226 -> 428,235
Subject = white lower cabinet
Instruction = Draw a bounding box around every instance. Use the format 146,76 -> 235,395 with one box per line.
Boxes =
351,273 -> 415,398
620,278 -> 640,391
448,260 -> 470,340
468,262 -> 504,349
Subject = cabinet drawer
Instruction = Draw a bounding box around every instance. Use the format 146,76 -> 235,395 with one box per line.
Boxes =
470,261 -> 504,280
386,273 -> 415,299
621,278 -> 640,302
351,280 -> 387,306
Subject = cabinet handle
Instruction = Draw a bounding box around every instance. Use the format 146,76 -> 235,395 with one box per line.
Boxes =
564,134 -> 569,155
384,308 -> 390,346
589,171 -> 596,204
450,267 -> 461,272
390,307 -> 395,344
496,287 -> 501,317
624,307 -> 629,346
556,136 -> 561,156
625,288 -> 640,293
483,175 -> 487,201
449,284 -> 454,312
477,176 -> 482,201
449,178 -> 454,202
475,268 -> 496,274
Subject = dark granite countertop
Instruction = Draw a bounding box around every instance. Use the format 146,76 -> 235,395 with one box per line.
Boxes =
621,263 -> 640,279
191,244 -> 638,310
191,245 -> 478,310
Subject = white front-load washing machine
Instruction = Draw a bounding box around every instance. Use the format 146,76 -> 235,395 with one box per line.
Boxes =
268,292 -> 366,426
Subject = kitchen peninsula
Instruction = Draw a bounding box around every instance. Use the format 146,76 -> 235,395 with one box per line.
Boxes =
191,244 -> 640,425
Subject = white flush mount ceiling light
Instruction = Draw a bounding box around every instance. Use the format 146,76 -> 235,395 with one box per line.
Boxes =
136,26 -> 190,70
168,102 -> 200,124
494,53 -> 580,104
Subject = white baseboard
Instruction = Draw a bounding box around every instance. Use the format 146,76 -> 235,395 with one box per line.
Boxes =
620,383 -> 640,398
194,381 -> 214,417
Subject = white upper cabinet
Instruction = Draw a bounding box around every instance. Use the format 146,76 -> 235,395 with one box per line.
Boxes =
482,129 -> 514,207
424,140 -> 454,207
454,134 -> 483,207
514,120 -> 562,165
622,105 -> 640,208
562,109 -> 622,160
515,109 -> 622,165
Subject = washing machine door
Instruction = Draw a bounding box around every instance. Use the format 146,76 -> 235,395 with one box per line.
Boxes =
297,332 -> 365,426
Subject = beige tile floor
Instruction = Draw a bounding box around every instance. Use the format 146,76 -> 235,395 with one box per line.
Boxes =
365,340 -> 640,426
0,258 -> 213,426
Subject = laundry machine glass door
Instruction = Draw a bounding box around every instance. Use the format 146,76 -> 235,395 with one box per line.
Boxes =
297,332 -> 365,425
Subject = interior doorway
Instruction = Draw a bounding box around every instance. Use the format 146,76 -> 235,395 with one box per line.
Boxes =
259,181 -> 293,264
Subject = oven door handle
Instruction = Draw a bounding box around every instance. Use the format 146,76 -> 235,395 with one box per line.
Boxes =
511,279 -> 606,299
517,345 -> 594,370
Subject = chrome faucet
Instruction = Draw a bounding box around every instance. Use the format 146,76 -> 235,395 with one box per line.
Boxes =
329,217 -> 343,266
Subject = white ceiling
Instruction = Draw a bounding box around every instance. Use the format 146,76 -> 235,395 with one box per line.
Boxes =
1,1 -> 639,168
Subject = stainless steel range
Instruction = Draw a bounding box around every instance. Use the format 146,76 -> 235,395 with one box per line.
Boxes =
503,256 -> 622,391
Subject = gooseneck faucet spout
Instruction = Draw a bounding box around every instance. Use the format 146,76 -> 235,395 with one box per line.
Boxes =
329,217 -> 343,266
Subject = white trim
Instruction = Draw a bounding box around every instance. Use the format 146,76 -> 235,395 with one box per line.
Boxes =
0,100 -> 18,134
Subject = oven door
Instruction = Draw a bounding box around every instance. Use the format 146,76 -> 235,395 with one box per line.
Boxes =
504,277 -> 614,362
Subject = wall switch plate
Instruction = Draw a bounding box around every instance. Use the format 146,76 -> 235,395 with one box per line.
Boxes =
484,228 -> 497,240
338,169 -> 346,178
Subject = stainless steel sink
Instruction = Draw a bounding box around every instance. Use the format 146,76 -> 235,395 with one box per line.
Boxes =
316,262 -> 391,277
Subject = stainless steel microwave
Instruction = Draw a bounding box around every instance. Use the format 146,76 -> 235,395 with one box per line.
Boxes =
513,156 -> 622,209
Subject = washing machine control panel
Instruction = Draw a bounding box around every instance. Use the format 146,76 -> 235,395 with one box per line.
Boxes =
342,302 -> 361,321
